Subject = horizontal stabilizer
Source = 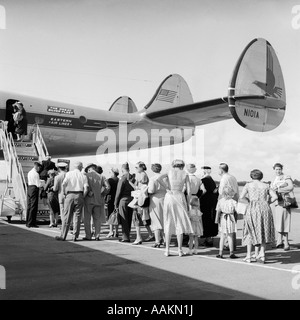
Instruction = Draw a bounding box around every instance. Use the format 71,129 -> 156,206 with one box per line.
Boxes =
145,39 -> 286,132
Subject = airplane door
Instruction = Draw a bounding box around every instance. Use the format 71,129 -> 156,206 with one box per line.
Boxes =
5,99 -> 18,136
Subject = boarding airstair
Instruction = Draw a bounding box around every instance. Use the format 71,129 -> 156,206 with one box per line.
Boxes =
0,121 -> 50,221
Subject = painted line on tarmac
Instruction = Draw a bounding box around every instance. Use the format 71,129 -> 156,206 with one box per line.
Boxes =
2,220 -> 300,275
112,238 -> 300,274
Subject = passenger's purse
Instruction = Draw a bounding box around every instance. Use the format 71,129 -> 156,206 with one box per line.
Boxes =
138,187 -> 150,208
107,209 -> 119,226
283,196 -> 298,209
236,199 -> 249,216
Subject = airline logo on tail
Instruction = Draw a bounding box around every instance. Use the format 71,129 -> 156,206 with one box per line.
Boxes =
253,70 -> 283,99
253,46 -> 283,99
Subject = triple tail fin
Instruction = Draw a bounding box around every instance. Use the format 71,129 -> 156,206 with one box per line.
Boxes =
109,96 -> 138,113
228,38 -> 286,132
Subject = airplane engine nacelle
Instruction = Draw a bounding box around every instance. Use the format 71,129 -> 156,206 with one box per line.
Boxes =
228,38 -> 286,132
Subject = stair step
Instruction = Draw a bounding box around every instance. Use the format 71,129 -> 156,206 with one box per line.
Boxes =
13,142 -> 34,148
16,149 -> 38,157
18,156 -> 39,162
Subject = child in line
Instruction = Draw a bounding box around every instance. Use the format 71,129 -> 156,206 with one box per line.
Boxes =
188,196 -> 203,255
216,187 -> 238,259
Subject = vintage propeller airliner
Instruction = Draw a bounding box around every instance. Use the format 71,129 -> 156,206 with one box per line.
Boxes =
0,38 -> 286,158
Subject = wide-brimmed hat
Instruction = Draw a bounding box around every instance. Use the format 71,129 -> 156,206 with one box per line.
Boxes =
186,163 -> 197,174
85,163 -> 97,173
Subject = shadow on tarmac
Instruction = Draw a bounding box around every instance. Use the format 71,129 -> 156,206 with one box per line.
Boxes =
0,222 -> 263,300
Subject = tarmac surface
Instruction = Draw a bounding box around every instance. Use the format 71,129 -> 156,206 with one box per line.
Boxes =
1,212 -> 300,300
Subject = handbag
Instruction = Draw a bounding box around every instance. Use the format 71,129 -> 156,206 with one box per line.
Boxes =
283,196 -> 298,209
214,210 -> 221,224
236,199 -> 248,215
138,187 -> 150,208
107,209 -> 119,226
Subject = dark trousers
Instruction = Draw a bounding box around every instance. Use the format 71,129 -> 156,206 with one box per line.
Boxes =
26,186 -> 39,227
118,197 -> 133,241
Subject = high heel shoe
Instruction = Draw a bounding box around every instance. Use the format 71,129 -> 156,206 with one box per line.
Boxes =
132,241 -> 142,245
178,250 -> 185,257
257,255 -> 265,264
243,256 -> 252,263
106,233 -> 114,238
153,243 -> 161,248
164,250 -> 170,257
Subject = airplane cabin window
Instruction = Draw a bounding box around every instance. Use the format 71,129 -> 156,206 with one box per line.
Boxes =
79,116 -> 87,124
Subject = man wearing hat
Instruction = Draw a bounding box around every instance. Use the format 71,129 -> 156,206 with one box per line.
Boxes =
53,162 -> 68,224
55,161 -> 89,241
83,163 -> 110,241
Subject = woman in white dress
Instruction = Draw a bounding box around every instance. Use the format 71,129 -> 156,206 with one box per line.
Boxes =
148,164 -> 167,248
158,160 -> 194,257
132,162 -> 154,245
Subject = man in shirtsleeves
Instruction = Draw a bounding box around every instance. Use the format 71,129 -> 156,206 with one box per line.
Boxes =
55,161 -> 88,241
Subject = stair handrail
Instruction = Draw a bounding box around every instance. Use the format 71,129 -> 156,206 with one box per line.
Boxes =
0,120 -> 27,218
31,123 -> 49,161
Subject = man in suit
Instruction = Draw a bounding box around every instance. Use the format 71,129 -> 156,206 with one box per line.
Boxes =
83,163 -> 110,241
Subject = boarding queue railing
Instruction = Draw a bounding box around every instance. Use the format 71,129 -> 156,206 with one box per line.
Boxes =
0,120 -> 27,219
31,123 -> 49,161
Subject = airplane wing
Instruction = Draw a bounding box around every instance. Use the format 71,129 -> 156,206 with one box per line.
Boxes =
143,38 -> 286,132
146,97 -> 231,127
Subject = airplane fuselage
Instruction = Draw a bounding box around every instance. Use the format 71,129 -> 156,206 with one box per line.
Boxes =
0,91 -> 194,157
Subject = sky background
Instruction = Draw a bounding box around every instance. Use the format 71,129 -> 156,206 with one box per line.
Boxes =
0,0 -> 299,182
